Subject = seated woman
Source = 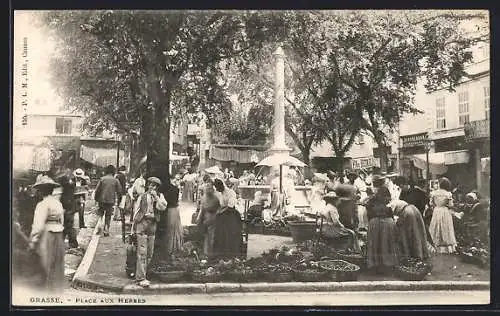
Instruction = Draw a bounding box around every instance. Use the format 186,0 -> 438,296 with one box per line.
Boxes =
319,191 -> 361,252
388,199 -> 430,261
247,191 -> 266,223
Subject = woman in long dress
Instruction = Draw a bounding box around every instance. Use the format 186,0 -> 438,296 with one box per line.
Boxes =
429,177 -> 463,254
197,183 -> 220,259
213,178 -> 243,259
320,192 -> 361,252
165,177 -> 183,255
366,175 -> 399,274
29,175 -> 66,293
388,199 -> 430,261
181,172 -> 195,203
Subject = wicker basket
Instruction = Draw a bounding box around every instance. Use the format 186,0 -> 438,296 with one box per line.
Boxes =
292,269 -> 329,282
288,221 -> 317,243
260,271 -> 294,282
396,265 -> 428,281
335,251 -> 366,269
191,271 -> 222,283
151,270 -> 186,283
318,259 -> 360,282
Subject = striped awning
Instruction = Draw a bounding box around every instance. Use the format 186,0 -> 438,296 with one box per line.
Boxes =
80,144 -> 125,167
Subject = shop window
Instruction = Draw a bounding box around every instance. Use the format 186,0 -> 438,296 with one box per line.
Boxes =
458,91 -> 470,126
436,97 -> 446,129
484,86 -> 490,120
55,117 -> 72,135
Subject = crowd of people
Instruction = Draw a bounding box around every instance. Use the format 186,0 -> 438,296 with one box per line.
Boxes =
14,160 -> 489,291
305,169 -> 489,276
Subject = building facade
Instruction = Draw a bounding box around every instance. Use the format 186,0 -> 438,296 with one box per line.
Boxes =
398,39 -> 489,193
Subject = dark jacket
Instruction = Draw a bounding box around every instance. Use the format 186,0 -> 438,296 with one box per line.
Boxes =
94,174 -> 123,204
165,184 -> 180,208
402,186 -> 428,214
366,186 -> 393,220
335,184 -> 358,230
115,172 -> 127,193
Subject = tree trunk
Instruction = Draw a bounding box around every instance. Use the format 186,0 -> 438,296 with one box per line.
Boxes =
144,66 -> 174,266
300,147 -> 310,166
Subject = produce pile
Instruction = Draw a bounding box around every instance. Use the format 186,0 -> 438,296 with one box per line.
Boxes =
457,240 -> 490,268
291,259 -> 322,273
319,260 -> 359,272
398,258 -> 432,274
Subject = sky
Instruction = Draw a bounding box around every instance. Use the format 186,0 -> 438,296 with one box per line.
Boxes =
13,11 -> 65,125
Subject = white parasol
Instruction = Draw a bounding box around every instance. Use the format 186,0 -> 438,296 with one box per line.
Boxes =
256,153 -> 306,168
204,165 -> 224,178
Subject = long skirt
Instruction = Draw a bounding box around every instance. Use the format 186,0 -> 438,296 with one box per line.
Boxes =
396,207 -> 430,261
429,206 -> 457,254
203,212 -> 217,258
37,231 -> 65,293
165,206 -> 184,254
367,218 -> 399,269
182,181 -> 195,202
214,208 -> 243,259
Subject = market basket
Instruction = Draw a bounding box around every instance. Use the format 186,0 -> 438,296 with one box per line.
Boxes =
288,221 -> 317,243
396,265 -> 428,281
318,259 -> 360,282
191,271 -> 222,283
291,269 -> 329,282
335,250 -> 366,269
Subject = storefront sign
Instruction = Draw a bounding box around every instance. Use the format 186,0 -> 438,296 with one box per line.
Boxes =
464,119 -> 490,140
351,157 -> 380,169
401,133 -> 429,148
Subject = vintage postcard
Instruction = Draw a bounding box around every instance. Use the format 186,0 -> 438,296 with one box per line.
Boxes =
11,9 -> 490,307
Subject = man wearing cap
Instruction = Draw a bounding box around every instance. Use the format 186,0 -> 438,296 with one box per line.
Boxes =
73,168 -> 89,229
132,176 -> 168,287
94,165 -> 123,237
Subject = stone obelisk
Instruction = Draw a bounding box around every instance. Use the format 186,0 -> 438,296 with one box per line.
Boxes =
270,46 -> 291,155
269,46 -> 290,195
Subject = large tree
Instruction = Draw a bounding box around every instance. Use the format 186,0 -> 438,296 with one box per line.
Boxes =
41,10 -> 289,263
284,10 -> 487,171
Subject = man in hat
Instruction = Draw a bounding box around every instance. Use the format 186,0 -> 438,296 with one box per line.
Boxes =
132,176 -> 168,287
73,168 -> 89,229
94,165 -> 123,237
114,166 -> 128,221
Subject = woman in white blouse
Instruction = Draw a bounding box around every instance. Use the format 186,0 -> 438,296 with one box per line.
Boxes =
29,175 -> 66,293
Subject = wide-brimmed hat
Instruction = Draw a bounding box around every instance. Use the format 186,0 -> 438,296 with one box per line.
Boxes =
147,177 -> 162,186
372,174 -> 386,186
73,168 -> 85,177
52,187 -> 63,195
33,175 -> 60,189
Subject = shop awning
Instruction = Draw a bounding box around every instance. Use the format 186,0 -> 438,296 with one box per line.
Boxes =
411,150 -> 470,175
80,144 -> 125,168
209,145 -> 267,163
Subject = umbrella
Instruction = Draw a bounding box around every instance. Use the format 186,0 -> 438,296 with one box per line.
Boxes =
256,153 -> 306,168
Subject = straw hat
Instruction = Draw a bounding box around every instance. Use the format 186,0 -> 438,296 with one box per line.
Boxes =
73,168 -> 85,178
147,177 -> 162,186
33,175 -> 60,189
